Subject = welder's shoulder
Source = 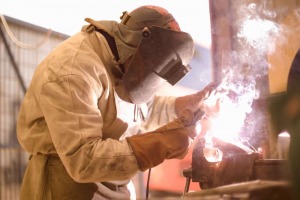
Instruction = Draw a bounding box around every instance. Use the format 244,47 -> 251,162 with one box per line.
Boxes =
28,32 -> 108,98
38,32 -> 100,78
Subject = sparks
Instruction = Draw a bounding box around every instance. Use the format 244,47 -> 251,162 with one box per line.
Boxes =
203,80 -> 258,144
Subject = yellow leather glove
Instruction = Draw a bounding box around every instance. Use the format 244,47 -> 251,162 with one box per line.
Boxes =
126,109 -> 202,171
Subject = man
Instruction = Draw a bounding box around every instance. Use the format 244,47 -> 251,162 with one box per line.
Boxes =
17,5 -> 219,200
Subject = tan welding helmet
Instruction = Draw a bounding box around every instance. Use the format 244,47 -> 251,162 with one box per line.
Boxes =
119,6 -> 195,104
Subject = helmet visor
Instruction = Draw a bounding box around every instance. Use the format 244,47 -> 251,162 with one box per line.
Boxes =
123,26 -> 194,104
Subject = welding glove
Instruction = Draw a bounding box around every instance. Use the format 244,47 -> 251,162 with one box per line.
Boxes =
126,109 -> 200,171
175,81 -> 221,117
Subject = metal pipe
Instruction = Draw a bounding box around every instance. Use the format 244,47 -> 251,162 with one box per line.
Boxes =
182,168 -> 192,196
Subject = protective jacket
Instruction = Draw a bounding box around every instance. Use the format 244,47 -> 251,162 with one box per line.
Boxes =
17,20 -> 178,200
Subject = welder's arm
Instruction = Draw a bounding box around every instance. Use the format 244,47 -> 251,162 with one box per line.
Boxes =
126,109 -> 199,171
175,81 -> 220,117
39,74 -> 139,183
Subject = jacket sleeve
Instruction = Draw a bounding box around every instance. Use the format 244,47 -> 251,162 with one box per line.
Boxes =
140,95 -> 178,132
39,73 -> 139,183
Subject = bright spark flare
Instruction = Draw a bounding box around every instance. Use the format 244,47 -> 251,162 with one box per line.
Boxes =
204,81 -> 258,143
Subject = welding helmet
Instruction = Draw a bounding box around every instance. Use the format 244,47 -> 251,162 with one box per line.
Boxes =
119,6 -> 195,104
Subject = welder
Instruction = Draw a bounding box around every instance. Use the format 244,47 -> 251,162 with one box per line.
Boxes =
17,5 -> 219,200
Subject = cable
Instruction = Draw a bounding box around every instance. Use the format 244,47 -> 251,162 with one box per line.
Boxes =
0,14 -> 52,49
146,168 -> 151,199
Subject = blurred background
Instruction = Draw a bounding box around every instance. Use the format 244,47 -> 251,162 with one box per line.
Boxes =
1,0 -> 300,199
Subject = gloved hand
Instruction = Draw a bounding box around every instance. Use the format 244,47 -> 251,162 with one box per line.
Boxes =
126,109 -> 202,171
175,81 -> 220,117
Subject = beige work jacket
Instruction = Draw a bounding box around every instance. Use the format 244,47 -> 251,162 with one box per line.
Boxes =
17,23 -> 177,200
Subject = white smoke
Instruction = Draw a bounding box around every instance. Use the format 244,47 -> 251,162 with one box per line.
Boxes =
207,2 -> 289,147
237,3 -> 282,55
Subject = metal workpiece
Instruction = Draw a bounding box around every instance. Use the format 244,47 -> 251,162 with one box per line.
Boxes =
190,137 -> 289,189
182,136 -> 291,199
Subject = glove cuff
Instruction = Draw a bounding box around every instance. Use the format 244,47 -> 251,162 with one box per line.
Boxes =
126,120 -> 192,171
127,132 -> 166,171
